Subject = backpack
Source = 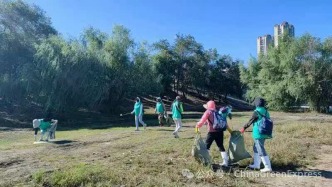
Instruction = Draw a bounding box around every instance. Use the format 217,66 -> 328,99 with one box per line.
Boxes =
32,119 -> 42,128
208,111 -> 227,131
256,110 -> 273,136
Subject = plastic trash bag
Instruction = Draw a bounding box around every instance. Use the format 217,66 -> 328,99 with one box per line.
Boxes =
191,133 -> 212,166
228,131 -> 251,163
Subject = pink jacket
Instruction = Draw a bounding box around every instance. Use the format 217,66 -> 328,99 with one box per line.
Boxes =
196,110 -> 217,132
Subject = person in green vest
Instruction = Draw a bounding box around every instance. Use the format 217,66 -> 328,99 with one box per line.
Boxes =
131,97 -> 146,131
155,97 -> 167,127
240,97 -> 273,172
171,96 -> 183,138
38,118 -> 58,141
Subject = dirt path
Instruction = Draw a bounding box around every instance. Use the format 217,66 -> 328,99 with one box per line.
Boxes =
257,145 -> 332,187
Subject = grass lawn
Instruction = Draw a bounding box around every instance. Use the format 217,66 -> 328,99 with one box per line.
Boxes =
0,112 -> 331,187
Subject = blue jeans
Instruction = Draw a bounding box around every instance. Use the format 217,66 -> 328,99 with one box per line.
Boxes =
253,139 -> 267,156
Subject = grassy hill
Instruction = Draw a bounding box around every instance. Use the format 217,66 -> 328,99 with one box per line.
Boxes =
0,93 -> 252,129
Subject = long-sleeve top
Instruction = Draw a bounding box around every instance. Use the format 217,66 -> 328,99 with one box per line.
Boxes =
172,101 -> 183,119
243,107 -> 272,139
132,102 -> 143,116
196,110 -> 232,133
243,111 -> 259,130
196,110 -> 215,132
155,102 -> 166,114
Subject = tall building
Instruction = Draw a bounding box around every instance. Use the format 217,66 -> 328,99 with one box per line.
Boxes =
256,21 -> 295,55
257,35 -> 273,55
273,21 -> 295,47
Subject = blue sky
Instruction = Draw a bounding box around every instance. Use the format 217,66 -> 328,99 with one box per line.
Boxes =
27,0 -> 332,62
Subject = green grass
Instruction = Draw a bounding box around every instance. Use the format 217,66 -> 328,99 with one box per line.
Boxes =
1,112 -> 331,187
32,164 -> 121,187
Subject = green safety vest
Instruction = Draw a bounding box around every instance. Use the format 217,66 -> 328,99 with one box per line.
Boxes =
133,102 -> 143,116
252,107 -> 272,139
156,102 -> 165,113
172,101 -> 183,119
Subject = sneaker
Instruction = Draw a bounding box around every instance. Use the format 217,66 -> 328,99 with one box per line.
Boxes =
174,132 -> 179,138
143,124 -> 147,130
135,129 -> 139,131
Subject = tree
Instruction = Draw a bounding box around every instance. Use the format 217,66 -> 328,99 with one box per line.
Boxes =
208,55 -> 242,102
0,0 -> 56,104
126,41 -> 162,97
153,35 -> 211,97
293,34 -> 332,111
153,40 -> 177,94
240,33 -> 332,112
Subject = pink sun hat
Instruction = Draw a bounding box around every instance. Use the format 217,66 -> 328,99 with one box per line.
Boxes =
203,100 -> 216,110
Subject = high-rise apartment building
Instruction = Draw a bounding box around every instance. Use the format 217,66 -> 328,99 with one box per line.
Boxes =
273,21 -> 295,47
257,35 -> 273,55
257,21 -> 295,55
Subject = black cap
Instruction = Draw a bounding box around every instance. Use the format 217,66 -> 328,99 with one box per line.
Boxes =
253,97 -> 266,107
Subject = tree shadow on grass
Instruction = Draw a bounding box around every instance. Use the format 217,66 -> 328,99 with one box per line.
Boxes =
49,140 -> 76,145
272,163 -> 332,179
286,169 -> 332,179
154,129 -> 175,132
0,127 -> 29,131
318,170 -> 331,179
211,163 -> 247,173
181,137 -> 195,140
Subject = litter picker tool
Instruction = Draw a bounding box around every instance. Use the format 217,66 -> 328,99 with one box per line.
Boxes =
120,113 -> 131,117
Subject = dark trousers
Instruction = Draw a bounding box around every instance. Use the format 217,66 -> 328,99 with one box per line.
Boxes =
206,131 -> 225,152
34,128 -> 39,135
